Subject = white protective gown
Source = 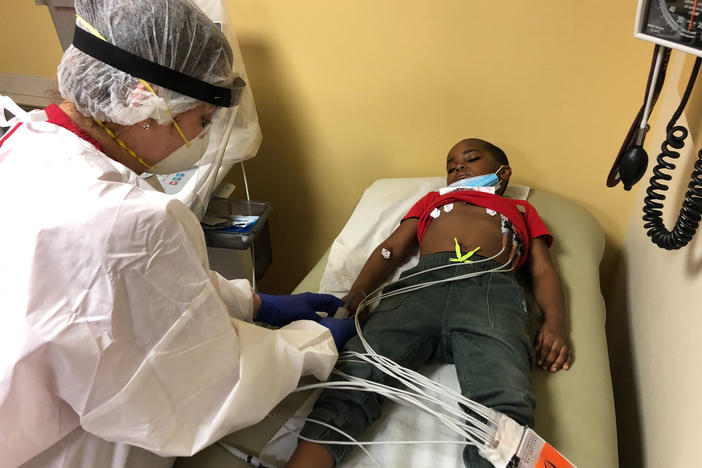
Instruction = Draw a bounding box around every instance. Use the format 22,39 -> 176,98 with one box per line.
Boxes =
0,106 -> 337,468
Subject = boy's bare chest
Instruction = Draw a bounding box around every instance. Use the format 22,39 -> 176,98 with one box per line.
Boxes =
421,201 -> 507,258
427,201 -> 503,230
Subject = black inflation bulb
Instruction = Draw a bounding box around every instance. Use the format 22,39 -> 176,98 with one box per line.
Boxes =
619,144 -> 649,191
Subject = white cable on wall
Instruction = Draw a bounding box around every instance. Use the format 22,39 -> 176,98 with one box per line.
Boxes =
240,161 -> 256,290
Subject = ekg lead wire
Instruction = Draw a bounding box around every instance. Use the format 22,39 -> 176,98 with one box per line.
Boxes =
267,410 -> 484,468
343,256 -> 518,443
284,239 -> 520,464
333,371 -> 492,445
330,357 -> 496,443
357,248 -> 514,314
217,442 -> 277,468
336,352 -> 495,427
240,161 -> 256,290
266,413 -> 382,468
338,352 -> 497,432
361,245 -> 507,308
359,260 -> 513,311
361,216 -> 518,307
295,374 -> 492,446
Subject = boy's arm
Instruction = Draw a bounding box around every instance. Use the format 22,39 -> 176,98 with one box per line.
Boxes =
344,218 -> 419,314
527,237 -> 573,372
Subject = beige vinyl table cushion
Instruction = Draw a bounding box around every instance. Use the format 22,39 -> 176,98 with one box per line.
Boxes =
175,186 -> 618,468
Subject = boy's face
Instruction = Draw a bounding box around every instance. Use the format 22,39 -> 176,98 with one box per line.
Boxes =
445,140 -> 510,190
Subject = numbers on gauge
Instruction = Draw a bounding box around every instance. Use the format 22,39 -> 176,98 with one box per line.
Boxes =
656,0 -> 700,36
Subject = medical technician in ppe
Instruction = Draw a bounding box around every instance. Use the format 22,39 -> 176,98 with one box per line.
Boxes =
0,0 -> 356,466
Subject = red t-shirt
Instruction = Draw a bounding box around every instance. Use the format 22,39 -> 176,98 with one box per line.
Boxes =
45,104 -> 103,150
402,190 -> 553,269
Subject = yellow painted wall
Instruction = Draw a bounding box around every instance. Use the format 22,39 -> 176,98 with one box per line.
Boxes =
0,0 -> 676,465
0,2 -> 63,77
224,0 -> 650,294
0,0 -> 650,297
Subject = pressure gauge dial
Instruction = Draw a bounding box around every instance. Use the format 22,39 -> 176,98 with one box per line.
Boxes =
636,0 -> 702,55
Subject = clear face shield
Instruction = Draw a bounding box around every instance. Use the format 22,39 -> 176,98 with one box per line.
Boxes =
176,95 -> 242,218
173,0 -> 262,218
71,3 -> 261,219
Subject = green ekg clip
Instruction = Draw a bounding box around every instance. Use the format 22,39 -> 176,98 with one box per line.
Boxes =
450,238 -> 480,263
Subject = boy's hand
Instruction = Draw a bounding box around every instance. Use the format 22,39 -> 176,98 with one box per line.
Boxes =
341,293 -> 359,314
342,295 -> 370,323
534,323 -> 572,372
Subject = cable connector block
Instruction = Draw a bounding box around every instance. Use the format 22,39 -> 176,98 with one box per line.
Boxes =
479,413 -> 525,468
500,214 -> 510,235
511,427 -> 577,468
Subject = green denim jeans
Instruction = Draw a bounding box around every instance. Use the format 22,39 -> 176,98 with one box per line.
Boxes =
300,252 -> 536,467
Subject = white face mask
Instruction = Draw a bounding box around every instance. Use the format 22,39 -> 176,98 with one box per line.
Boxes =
151,125 -> 211,175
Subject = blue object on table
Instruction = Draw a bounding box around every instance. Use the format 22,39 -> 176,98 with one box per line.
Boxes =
222,215 -> 259,233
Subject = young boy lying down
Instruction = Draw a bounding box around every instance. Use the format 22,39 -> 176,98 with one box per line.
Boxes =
287,138 -> 572,468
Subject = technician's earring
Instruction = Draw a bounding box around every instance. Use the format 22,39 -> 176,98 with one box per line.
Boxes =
142,121 -> 151,130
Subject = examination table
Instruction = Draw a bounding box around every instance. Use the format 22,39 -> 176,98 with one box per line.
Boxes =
175,178 -> 619,468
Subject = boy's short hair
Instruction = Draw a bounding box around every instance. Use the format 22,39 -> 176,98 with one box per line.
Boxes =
479,140 -> 509,166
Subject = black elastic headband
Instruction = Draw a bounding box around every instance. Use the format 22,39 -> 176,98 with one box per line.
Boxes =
72,27 -> 243,108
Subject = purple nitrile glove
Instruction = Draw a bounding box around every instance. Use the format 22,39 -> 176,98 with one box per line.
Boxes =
256,292 -> 345,327
318,317 -> 357,352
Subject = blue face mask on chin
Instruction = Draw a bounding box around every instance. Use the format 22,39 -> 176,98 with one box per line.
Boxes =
449,166 -> 504,189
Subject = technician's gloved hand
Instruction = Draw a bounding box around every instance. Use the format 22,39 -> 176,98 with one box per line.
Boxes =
256,292 -> 344,327
318,317 -> 357,352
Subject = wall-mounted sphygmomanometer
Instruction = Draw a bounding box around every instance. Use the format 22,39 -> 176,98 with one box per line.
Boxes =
608,0 -> 702,250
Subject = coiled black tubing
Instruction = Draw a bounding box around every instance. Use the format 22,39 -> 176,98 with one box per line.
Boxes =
642,57 -> 702,250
